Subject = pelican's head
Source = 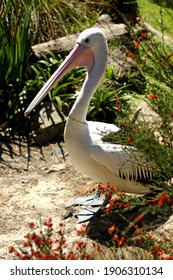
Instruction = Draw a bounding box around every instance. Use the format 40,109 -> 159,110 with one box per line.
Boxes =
24,28 -> 108,116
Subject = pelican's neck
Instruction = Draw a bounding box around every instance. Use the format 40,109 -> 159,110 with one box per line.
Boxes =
69,50 -> 108,123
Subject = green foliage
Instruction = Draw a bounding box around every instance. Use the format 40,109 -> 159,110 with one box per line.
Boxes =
138,0 -> 173,36
30,0 -> 99,43
106,18 -> 173,185
0,0 -> 34,130
88,66 -> 138,122
26,51 -> 86,114
0,0 -> 99,132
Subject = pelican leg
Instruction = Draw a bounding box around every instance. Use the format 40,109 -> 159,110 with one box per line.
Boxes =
74,207 -> 100,223
66,189 -> 104,207
74,193 -> 112,223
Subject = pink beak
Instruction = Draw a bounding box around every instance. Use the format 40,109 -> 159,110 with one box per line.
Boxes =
24,43 -> 94,116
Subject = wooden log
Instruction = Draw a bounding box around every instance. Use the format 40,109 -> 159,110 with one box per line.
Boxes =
31,14 -> 173,58
32,14 -> 128,57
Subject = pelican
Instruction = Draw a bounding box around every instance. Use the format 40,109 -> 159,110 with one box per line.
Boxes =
25,28 -> 151,222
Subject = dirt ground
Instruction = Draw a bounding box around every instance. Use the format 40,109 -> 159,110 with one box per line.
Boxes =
1,135 -> 173,260
0,136 -> 98,259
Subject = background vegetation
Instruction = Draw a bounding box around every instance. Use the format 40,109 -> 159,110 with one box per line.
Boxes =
0,0 -> 172,134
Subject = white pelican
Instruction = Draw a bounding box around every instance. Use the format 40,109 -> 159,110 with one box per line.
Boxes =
25,28 -> 151,221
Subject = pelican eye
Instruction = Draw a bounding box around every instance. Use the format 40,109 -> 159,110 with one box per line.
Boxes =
83,37 -> 91,45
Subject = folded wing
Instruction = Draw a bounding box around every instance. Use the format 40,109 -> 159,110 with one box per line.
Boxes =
89,143 -> 152,182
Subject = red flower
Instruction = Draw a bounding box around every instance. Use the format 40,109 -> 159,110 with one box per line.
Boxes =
136,17 -> 141,23
117,105 -> 121,111
112,234 -> 119,241
108,225 -> 116,234
126,52 -> 133,58
134,42 -> 140,49
165,237 -> 171,242
111,185 -> 117,191
142,32 -> 147,38
16,252 -> 21,257
118,203 -> 123,208
43,221 -> 52,227
77,241 -> 84,248
135,237 -> 142,244
23,242 -> 29,247
82,253 -> 89,260
136,215 -> 143,221
22,255 -> 30,260
147,234 -> 153,239
76,230 -> 84,235
117,236 -> 126,246
168,54 -> 172,59
34,251 -> 41,258
149,94 -> 158,100
127,137 -> 133,143
29,222 -> 35,228
109,198 -> 114,207
8,246 -> 14,253
69,253 -> 76,260
98,183 -> 105,191
105,208 -> 110,215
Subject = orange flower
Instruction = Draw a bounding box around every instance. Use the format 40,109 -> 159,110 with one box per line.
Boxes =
111,185 -> 117,191
126,52 -> 133,58
117,236 -> 125,246
127,137 -> 133,143
98,183 -> 105,191
136,215 -> 143,221
112,234 -> 119,241
108,225 -> 116,234
149,94 -> 158,100
134,42 -> 140,49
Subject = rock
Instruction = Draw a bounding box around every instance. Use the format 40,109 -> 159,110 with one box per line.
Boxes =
29,101 -> 66,145
47,163 -> 66,173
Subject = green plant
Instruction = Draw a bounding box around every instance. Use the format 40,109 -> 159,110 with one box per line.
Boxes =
87,66 -> 139,123
105,17 -> 173,184
30,0 -> 99,43
0,0 -> 100,133
27,51 -> 86,114
0,0 -> 34,131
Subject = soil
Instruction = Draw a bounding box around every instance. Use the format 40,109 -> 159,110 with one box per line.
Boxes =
0,135 -> 97,259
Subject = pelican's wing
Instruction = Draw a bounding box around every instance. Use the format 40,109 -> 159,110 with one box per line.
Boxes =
89,143 -> 151,182
87,121 -> 119,142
